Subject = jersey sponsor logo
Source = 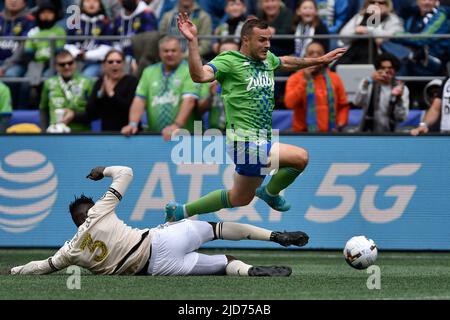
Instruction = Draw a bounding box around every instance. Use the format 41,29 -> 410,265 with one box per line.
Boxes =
0,150 -> 58,233
246,71 -> 274,92
152,91 -> 179,107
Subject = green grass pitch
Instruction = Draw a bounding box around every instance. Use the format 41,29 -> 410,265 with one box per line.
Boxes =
1,249 -> 449,300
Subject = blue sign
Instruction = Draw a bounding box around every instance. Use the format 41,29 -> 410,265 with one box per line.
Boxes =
0,135 -> 449,250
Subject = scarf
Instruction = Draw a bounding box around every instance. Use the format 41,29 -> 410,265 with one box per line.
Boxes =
306,69 -> 335,132
294,23 -> 315,57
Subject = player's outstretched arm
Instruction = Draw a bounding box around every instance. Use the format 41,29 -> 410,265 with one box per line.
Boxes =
278,48 -> 347,72
177,12 -> 215,83
10,257 -> 66,275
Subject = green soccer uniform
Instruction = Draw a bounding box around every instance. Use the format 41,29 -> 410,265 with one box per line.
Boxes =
25,26 -> 66,63
136,60 -> 200,133
199,82 -> 226,131
207,50 -> 281,141
39,73 -> 93,132
0,82 -> 12,114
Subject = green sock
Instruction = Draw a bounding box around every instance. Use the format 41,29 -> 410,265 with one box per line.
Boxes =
185,189 -> 232,216
266,167 -> 303,196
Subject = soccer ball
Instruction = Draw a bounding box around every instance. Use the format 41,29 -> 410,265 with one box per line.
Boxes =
343,236 -> 378,270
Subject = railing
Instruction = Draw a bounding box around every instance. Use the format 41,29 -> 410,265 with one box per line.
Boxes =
0,33 -> 449,83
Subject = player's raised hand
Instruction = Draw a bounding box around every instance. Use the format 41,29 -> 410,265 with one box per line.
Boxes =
86,166 -> 106,181
321,48 -> 347,64
177,12 -> 197,41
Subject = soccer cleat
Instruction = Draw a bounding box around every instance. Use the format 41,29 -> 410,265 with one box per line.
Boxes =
270,231 -> 309,247
255,186 -> 291,212
248,266 -> 292,277
164,202 -> 185,222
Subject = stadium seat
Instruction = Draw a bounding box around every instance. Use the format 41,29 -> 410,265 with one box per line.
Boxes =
9,110 -> 40,126
346,109 -> 424,130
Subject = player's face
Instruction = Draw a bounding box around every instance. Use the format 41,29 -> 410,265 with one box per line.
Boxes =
159,39 -> 183,69
72,203 -> 94,227
246,27 -> 272,61
56,55 -> 77,79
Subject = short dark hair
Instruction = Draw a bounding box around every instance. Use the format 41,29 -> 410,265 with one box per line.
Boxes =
375,53 -> 401,72
55,49 -> 74,61
69,194 -> 94,216
306,41 -> 325,53
241,18 -> 269,39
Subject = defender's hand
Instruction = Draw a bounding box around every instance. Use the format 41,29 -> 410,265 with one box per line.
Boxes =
86,166 -> 106,181
321,48 -> 347,64
177,12 -> 198,41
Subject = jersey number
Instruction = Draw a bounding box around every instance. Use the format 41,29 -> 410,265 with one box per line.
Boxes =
80,233 -> 108,262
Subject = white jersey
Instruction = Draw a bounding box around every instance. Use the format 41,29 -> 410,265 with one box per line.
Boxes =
11,166 -> 152,275
440,78 -> 450,132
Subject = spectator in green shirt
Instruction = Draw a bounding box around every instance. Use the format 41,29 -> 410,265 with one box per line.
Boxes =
25,1 -> 66,77
0,81 -> 12,132
121,35 -> 201,140
39,50 -> 93,133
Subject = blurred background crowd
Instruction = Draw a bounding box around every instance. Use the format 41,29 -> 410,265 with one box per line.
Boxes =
0,0 -> 449,135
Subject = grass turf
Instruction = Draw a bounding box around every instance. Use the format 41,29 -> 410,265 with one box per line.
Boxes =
0,249 -> 449,300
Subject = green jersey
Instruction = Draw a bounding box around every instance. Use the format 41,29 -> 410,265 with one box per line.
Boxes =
25,26 -> 66,63
0,82 -> 12,114
136,60 -> 200,133
207,50 -> 281,141
39,73 -> 93,132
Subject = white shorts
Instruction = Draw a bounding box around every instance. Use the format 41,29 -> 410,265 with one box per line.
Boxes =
147,220 -> 228,276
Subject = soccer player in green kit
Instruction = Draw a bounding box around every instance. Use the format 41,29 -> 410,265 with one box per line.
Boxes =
165,13 -> 346,223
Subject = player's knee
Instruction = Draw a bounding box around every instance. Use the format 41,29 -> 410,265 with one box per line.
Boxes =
295,148 -> 309,170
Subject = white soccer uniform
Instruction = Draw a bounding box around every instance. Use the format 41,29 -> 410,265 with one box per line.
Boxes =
10,166 -> 228,276
10,166 -> 152,275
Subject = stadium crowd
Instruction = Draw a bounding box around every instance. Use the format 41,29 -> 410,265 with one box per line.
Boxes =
0,0 -> 449,135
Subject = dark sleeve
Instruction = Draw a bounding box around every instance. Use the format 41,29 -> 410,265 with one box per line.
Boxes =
107,75 -> 139,112
74,79 -> 103,123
